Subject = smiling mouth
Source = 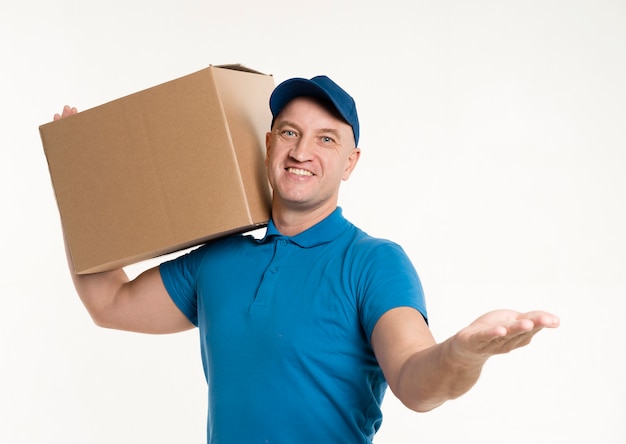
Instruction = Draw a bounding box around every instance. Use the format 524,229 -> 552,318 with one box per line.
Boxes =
287,167 -> 313,177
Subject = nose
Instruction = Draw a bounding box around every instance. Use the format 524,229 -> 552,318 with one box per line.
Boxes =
289,137 -> 314,162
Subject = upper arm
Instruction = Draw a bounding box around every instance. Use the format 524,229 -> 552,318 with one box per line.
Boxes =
100,266 -> 195,334
370,306 -> 436,396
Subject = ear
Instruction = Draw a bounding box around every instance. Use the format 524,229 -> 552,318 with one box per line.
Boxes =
342,147 -> 361,181
265,132 -> 272,163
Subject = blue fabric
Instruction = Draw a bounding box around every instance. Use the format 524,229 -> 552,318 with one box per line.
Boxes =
159,207 -> 427,443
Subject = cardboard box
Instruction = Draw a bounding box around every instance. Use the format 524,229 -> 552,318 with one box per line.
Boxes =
40,64 -> 274,274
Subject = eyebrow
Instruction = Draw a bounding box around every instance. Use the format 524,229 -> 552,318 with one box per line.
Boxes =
274,120 -> 300,131
275,120 -> 342,139
317,128 -> 342,138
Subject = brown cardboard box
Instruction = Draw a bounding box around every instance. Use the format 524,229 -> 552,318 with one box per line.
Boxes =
40,64 -> 274,274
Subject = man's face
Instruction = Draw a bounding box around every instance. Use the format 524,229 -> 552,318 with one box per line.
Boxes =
265,96 -> 360,214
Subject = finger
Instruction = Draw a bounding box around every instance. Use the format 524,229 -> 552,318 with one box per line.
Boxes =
478,327 -> 539,355
519,311 -> 560,329
54,105 -> 78,121
499,328 -> 543,352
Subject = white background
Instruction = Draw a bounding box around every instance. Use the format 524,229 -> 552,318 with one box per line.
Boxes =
2,0 -> 625,442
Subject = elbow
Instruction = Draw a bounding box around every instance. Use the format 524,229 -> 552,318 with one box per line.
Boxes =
84,305 -> 119,330
88,311 -> 112,329
397,393 -> 446,413
91,315 -> 113,329
408,403 -> 441,414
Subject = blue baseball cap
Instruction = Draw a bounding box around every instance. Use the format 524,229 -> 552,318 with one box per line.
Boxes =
269,75 -> 360,146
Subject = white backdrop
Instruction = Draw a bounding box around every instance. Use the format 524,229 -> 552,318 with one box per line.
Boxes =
2,1 -> 625,442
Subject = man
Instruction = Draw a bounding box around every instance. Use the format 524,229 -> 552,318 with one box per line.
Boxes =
54,75 -> 559,443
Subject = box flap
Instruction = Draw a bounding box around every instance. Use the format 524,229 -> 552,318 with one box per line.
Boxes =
214,63 -> 268,75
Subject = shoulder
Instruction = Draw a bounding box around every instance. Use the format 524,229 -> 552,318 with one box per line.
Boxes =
346,224 -> 410,262
196,231 -> 259,253
163,231 -> 258,270
339,224 -> 419,286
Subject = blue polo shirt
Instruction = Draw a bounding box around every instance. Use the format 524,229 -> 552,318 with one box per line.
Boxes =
159,207 -> 426,443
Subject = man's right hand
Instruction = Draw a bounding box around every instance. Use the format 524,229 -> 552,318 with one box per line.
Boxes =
54,105 -> 78,121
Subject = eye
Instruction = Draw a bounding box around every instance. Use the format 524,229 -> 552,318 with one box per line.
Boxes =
321,136 -> 334,144
281,129 -> 298,138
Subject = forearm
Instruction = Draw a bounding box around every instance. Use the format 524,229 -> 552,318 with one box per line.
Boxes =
395,337 -> 487,412
374,307 -> 559,413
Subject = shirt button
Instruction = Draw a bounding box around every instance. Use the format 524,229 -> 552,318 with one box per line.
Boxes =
279,240 -> 287,246
270,267 -> 278,273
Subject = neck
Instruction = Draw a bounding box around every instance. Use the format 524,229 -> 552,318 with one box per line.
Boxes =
271,201 -> 337,237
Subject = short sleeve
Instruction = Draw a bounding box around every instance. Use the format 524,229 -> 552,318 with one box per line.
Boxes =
356,240 -> 427,341
159,249 -> 203,327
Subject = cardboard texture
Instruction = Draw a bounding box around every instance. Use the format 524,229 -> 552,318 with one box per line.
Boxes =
40,65 -> 274,274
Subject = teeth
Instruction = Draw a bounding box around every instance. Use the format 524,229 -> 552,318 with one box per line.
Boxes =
287,167 -> 313,176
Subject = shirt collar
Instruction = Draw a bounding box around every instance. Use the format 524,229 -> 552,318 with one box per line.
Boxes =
261,207 -> 350,248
